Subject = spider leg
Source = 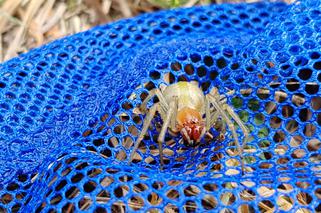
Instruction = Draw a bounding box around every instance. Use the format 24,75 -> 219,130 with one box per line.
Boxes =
211,111 -> 226,140
225,105 -> 249,151
205,96 -> 211,131
155,89 -> 169,113
205,96 -> 225,140
128,104 -> 158,164
157,100 -> 176,170
140,88 -> 169,114
207,94 -> 245,174
170,96 -> 178,131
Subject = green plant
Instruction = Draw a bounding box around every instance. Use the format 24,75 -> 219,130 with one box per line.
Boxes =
147,0 -> 190,8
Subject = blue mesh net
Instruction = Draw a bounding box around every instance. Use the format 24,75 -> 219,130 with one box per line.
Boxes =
0,0 -> 321,212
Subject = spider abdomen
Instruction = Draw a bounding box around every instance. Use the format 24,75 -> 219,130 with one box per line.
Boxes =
163,81 -> 205,112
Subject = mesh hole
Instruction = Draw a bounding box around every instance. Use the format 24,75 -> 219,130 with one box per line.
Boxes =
184,64 -> 195,75
184,200 -> 197,213
50,194 -> 62,205
275,90 -> 287,103
248,99 -> 260,111
303,124 -> 316,137
118,175 -> 132,183
35,203 -> 46,213
96,190 -> 110,204
277,195 -> 294,211
305,83 -> 319,94
133,183 -> 148,193
290,135 -> 303,147
240,189 -> 256,201
112,202 -> 126,213
296,192 -> 313,205
203,183 -> 218,192
152,181 -> 164,189
270,116 -> 282,129
197,66 -> 207,77
282,105 -> 294,117
65,186 -> 80,199
286,120 -> 299,133
6,183 -> 19,191
147,192 -> 162,205
94,207 -> 107,213
93,139 -> 105,147
114,185 -> 129,198
83,181 -> 97,193
216,57 -> 227,68
55,180 -> 67,191
171,62 -> 182,71
116,150 -> 127,160
166,189 -> 179,200
150,71 -> 161,80
204,56 -> 214,67
220,192 -> 235,205
201,195 -> 217,210
78,197 -> 92,211
100,176 -> 114,187
190,53 -> 201,63
257,186 -> 275,197
129,196 -> 144,210
259,140 -> 270,149
277,183 -> 293,193
87,168 -> 102,178
291,149 -> 306,159
71,173 -> 84,183
254,113 -> 265,125
11,203 -> 21,212
308,139 -> 321,151
165,204 -> 178,213
265,102 -> 277,114
238,204 -> 255,213
313,61 -> 321,70
315,188 -> 321,199
299,108 -> 312,121
298,68 -> 312,80
258,200 -> 275,213
0,194 -> 13,204
184,185 -> 200,197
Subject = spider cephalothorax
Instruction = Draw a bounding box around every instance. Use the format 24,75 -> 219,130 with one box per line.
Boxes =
176,107 -> 205,146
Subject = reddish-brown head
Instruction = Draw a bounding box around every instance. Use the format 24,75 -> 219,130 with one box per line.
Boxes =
176,107 -> 205,146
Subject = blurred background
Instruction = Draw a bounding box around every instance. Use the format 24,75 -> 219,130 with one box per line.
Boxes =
0,0 -> 293,63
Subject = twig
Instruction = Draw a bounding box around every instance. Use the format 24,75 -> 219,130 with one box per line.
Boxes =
71,16 -> 81,34
4,0 -> 45,60
35,0 -> 55,27
0,0 -> 22,32
102,0 -> 112,14
41,3 -> 67,33
117,0 -> 133,17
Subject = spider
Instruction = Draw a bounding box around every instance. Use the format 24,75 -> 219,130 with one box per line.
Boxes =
128,81 -> 249,173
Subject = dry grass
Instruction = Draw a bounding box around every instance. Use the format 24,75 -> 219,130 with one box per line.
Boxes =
0,0 -> 281,63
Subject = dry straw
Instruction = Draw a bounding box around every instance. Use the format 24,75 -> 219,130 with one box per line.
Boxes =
0,0 -> 268,63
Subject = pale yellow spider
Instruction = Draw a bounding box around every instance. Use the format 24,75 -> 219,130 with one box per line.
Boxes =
128,81 -> 249,173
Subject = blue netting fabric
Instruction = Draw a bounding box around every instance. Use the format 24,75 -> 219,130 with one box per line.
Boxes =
0,0 -> 321,212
